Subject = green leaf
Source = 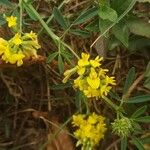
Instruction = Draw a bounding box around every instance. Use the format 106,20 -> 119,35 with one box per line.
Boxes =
0,14 -> 6,26
111,0 -> 133,15
58,54 -> 64,74
53,7 -> 68,29
127,18 -> 150,38
73,7 -> 98,25
60,44 -> 73,59
85,19 -> 99,32
61,48 -> 72,59
121,138 -> 127,150
144,62 -> 150,89
108,91 -> 121,101
145,62 -> 150,77
135,116 -> 150,123
23,3 -> 38,21
99,5 -> 118,22
70,29 -> 90,38
108,35 -> 121,50
132,137 -> 145,150
60,48 -> 73,65
47,52 -> 58,63
24,0 -> 34,4
140,136 -> 150,144
144,77 -> 150,89
125,94 -> 150,103
112,21 -> 129,47
123,67 -> 136,95
99,19 -> 112,37
128,36 -> 150,52
137,0 -> 150,2
0,0 -> 13,7
75,90 -> 83,112
131,106 -> 147,118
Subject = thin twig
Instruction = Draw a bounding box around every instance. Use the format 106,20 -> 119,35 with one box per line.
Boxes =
106,138 -> 121,150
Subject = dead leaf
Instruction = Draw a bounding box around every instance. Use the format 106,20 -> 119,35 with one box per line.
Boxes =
46,119 -> 75,150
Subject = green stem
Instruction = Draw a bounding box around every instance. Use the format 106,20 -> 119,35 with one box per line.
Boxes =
19,0 -> 23,33
102,96 -> 119,111
27,3 -> 59,42
83,95 -> 90,115
23,1 -> 79,59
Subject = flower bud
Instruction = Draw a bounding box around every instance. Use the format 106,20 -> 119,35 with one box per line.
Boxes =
111,117 -> 133,137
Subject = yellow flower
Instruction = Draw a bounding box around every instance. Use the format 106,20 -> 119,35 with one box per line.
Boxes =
24,31 -> 37,40
11,33 -> 22,45
0,38 -> 8,55
84,86 -> 99,98
100,85 -> 112,98
98,68 -> 108,78
63,67 -> 77,83
72,114 -> 85,127
21,33 -> 41,58
90,56 -> 103,68
72,113 -> 107,148
105,75 -> 116,85
10,52 -> 25,66
87,68 -> 100,89
63,53 -> 116,99
77,66 -> 86,75
6,16 -> 17,28
78,53 -> 90,67
74,77 -> 87,91
2,48 -> 25,66
87,113 -> 99,124
2,48 -> 11,63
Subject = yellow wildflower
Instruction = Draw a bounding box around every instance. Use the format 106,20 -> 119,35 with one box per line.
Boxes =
6,16 -> 17,28
11,52 -> 25,66
74,77 -> 87,91
90,56 -> 103,68
100,85 -> 112,98
0,28 -> 40,66
0,38 -> 8,55
72,113 -> 107,149
24,31 -> 37,40
2,48 -> 11,63
63,53 -> 116,99
77,66 -> 86,75
105,75 -> 116,85
11,33 -> 22,45
78,53 -> 90,67
84,86 -> 99,98
63,67 -> 77,83
72,114 -> 85,127
98,68 -> 108,78
2,48 -> 25,66
87,68 -> 100,89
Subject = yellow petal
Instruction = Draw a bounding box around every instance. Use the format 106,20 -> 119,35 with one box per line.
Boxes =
87,77 -> 100,89
77,67 -> 85,75
90,60 -> 100,68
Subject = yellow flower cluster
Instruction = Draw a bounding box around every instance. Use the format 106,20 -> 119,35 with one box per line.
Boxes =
0,16 -> 41,66
63,53 -> 116,99
72,113 -> 107,149
0,32 -> 41,66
